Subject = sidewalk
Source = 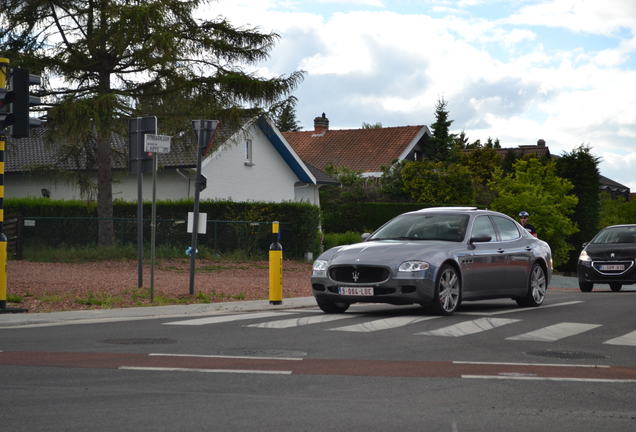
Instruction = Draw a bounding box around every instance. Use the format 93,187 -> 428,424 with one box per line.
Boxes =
0,275 -> 580,328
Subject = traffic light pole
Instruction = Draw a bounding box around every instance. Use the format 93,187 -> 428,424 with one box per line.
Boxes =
0,58 -> 27,313
188,120 -> 219,295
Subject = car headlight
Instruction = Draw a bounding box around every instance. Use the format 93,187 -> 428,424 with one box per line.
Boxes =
398,261 -> 430,272
578,250 -> 591,262
312,259 -> 328,277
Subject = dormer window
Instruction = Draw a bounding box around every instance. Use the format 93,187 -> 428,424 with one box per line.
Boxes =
244,139 -> 254,166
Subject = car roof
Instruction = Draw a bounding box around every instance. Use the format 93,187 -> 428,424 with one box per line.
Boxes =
413,206 -> 479,213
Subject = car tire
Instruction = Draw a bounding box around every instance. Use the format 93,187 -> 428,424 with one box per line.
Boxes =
609,283 -> 622,292
430,264 -> 461,316
516,263 -> 546,307
316,297 -> 350,313
579,281 -> 593,292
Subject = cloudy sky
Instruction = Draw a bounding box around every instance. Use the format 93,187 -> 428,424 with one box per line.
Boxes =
201,0 -> 636,190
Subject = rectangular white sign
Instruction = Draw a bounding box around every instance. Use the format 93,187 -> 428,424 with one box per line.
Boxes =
144,134 -> 171,153
187,212 -> 207,234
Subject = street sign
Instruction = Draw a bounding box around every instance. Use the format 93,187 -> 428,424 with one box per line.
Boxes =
144,134 -> 171,153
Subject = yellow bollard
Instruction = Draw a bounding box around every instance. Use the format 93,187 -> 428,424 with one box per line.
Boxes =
268,221 -> 283,305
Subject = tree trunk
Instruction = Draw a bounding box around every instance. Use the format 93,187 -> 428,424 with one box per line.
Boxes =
96,128 -> 114,246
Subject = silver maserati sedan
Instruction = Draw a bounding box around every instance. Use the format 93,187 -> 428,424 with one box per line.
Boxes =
311,207 -> 552,315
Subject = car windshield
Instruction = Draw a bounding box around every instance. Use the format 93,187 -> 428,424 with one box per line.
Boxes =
592,227 -> 636,244
370,213 -> 469,242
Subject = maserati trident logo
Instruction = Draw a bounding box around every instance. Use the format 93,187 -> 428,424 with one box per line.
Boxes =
352,271 -> 360,282
610,252 -> 615,258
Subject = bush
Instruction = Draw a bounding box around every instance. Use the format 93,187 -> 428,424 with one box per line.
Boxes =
321,202 -> 425,233
323,231 -> 364,250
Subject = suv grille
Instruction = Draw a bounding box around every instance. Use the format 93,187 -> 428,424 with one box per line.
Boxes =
329,266 -> 390,284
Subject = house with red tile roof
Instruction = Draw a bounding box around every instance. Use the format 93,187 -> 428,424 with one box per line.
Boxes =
282,113 -> 432,177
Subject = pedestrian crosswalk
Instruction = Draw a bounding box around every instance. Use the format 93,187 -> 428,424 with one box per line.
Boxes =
162,310 -> 636,348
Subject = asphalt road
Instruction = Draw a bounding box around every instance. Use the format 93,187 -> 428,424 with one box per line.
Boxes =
1,276 -> 635,431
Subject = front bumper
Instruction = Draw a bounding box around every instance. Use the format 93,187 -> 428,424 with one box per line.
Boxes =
310,273 -> 437,306
577,260 -> 636,285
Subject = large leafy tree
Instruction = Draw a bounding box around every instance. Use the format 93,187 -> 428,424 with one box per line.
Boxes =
555,145 -> 601,270
1,0 -> 303,245
488,158 -> 578,266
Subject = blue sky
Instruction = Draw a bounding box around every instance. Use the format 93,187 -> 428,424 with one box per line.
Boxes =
204,0 -> 636,190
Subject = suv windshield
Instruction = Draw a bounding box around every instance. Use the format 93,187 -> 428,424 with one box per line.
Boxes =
370,213 -> 469,242
592,226 -> 636,244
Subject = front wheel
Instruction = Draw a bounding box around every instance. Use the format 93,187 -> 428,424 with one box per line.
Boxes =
516,263 -> 546,307
430,264 -> 461,315
316,297 -> 350,313
579,281 -> 593,292
609,283 -> 622,292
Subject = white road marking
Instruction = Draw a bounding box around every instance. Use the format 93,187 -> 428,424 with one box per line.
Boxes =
119,366 -> 292,375
162,311 -> 294,326
149,353 -> 304,361
453,361 -> 609,368
416,317 -> 520,337
506,322 -> 601,342
329,316 -> 439,332
246,314 -> 356,329
462,375 -> 636,383
458,301 -> 583,316
604,330 -> 636,347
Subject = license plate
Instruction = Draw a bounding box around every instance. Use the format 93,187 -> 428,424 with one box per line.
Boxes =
600,264 -> 624,271
339,287 -> 374,296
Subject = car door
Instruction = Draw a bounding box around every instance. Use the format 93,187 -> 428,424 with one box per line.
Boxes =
463,215 -> 503,298
490,215 -> 531,295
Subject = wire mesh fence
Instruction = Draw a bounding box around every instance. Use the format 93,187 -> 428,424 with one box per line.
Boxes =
17,216 -> 289,258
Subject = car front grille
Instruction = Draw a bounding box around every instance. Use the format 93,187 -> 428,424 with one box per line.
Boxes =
329,265 -> 390,284
591,260 -> 634,275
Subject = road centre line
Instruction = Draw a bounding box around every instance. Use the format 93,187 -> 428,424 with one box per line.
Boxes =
453,361 -> 610,368
149,353 -> 304,361
458,301 -> 583,316
119,366 -> 292,375
462,375 -> 636,383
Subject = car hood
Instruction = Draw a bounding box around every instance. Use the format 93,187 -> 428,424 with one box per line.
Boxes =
318,240 -> 462,266
585,243 -> 636,260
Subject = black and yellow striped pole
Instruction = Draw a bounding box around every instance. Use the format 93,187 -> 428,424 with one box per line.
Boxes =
0,57 -> 27,313
268,221 -> 283,305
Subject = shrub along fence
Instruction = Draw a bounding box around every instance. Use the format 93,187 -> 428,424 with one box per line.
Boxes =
321,202 -> 428,233
6,198 -> 321,259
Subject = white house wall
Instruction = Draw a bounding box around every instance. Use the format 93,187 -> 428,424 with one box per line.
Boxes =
6,170 -> 192,201
200,123 -> 315,204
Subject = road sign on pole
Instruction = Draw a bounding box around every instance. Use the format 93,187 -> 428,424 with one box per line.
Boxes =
144,134 -> 171,154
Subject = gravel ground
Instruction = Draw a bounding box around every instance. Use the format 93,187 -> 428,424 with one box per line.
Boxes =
5,259 -> 314,313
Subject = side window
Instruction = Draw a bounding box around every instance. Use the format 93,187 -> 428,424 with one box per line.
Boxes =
492,216 -> 520,241
471,216 -> 496,242
244,139 -> 254,166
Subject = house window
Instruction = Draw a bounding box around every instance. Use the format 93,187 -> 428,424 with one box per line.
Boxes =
244,139 -> 254,166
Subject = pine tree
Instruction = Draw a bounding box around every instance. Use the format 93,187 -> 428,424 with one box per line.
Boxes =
1,0 -> 303,245
274,97 -> 302,132
424,97 -> 456,162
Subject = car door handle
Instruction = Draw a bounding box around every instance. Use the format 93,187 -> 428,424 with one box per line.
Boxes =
497,248 -> 505,253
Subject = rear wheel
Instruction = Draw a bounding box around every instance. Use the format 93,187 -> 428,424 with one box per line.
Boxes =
609,283 -> 622,292
579,281 -> 593,292
430,264 -> 461,315
316,297 -> 350,313
517,263 -> 546,307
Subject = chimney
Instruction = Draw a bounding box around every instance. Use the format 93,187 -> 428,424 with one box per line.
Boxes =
537,139 -> 546,147
313,113 -> 329,134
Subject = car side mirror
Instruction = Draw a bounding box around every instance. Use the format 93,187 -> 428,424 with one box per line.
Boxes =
361,233 -> 371,241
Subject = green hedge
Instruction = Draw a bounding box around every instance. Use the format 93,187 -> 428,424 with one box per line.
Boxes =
321,202 -> 427,233
6,198 -> 321,259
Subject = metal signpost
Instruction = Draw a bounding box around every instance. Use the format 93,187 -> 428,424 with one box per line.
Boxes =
128,116 -> 156,289
144,134 -> 171,301
189,120 -> 219,295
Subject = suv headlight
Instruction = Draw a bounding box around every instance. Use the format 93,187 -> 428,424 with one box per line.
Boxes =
398,261 -> 430,272
312,260 -> 328,277
578,250 -> 591,262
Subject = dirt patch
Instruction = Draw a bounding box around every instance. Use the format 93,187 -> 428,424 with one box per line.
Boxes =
5,259 -> 314,313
